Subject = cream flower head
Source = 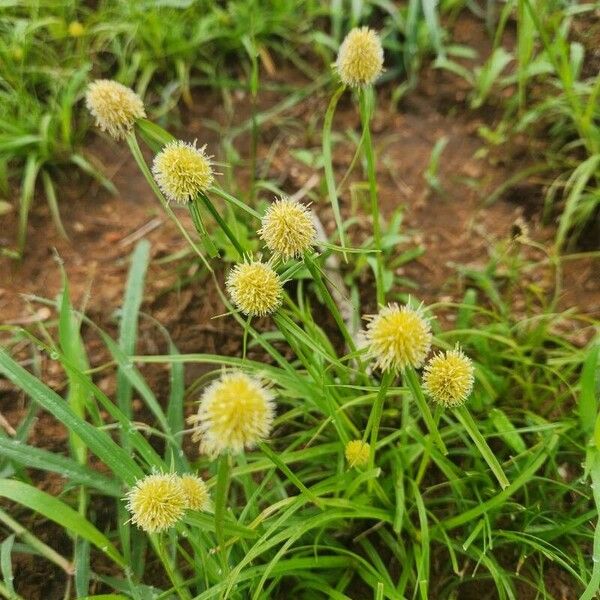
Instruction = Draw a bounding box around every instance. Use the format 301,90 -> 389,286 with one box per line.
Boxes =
152,140 -> 214,204
179,475 -> 211,511
226,260 -> 283,316
423,345 -> 475,408
188,372 -> 275,457
125,473 -> 186,533
364,303 -> 432,372
335,27 -> 384,87
345,440 -> 370,468
259,197 -> 316,260
85,79 -> 145,140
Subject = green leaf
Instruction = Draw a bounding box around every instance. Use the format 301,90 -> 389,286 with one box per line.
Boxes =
579,343 -> 600,437
0,479 -> 126,567
0,348 -> 143,484
0,438 -> 121,497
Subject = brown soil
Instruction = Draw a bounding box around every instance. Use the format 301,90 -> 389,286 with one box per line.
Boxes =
0,12 -> 598,600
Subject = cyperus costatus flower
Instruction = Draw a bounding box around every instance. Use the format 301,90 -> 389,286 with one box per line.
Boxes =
179,474 -> 211,511
226,260 -> 282,317
335,27 -> 384,87
188,372 -> 275,457
345,440 -> 370,468
423,345 -> 474,408
365,303 -> 432,372
152,140 -> 214,204
125,473 -> 186,533
85,79 -> 145,140
259,197 -> 316,260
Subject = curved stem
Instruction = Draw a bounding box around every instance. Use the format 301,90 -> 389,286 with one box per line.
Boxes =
359,87 -> 385,307
323,84 -> 348,259
197,192 -> 245,259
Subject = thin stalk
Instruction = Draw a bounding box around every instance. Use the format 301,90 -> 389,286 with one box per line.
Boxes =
0,508 -> 74,574
197,191 -> 245,260
189,199 -> 218,258
303,251 -> 356,352
152,535 -> 192,600
580,449 -> 600,600
214,454 -> 231,574
404,366 -> 447,455
454,404 -> 510,489
125,132 -> 211,270
359,87 -> 385,306
258,441 -> 323,508
365,371 -> 393,491
323,84 -> 348,258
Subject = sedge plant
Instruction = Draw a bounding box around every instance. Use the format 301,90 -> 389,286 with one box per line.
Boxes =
0,20 -> 598,600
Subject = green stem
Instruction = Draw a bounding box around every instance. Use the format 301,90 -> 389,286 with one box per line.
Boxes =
303,252 -> 356,352
0,508 -> 73,575
359,88 -> 385,307
404,366 -> 447,455
189,199 -> 218,258
580,449 -> 600,600
365,372 -> 393,491
153,535 -> 192,600
454,404 -> 510,489
323,84 -> 348,258
197,191 -> 245,260
125,132 -> 211,270
259,441 -> 323,508
214,454 -> 231,574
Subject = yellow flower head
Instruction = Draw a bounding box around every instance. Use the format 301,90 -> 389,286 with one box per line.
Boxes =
85,79 -> 145,140
259,197 -> 316,260
345,439 -> 370,468
152,140 -> 214,204
423,345 -> 474,408
68,21 -> 85,37
226,260 -> 283,317
365,303 -> 432,372
125,473 -> 186,533
179,475 -> 211,511
188,372 -> 275,457
335,27 -> 384,87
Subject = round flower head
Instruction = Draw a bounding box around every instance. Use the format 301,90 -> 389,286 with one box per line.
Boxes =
365,303 -> 432,372
188,371 -> 275,457
85,79 -> 145,140
68,21 -> 85,37
226,260 -> 283,317
152,140 -> 214,204
125,473 -> 186,533
423,345 -> 474,408
259,197 -> 316,260
345,440 -> 370,468
179,475 -> 211,511
335,27 -> 384,87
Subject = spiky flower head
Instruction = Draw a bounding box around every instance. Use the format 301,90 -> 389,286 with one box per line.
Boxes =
364,303 -> 432,372
188,371 -> 275,457
125,473 -> 186,533
335,27 -> 384,87
226,260 -> 283,317
85,79 -> 145,140
423,345 -> 474,408
152,140 -> 214,204
345,440 -> 370,468
179,475 -> 211,511
258,197 -> 316,260
68,21 -> 85,37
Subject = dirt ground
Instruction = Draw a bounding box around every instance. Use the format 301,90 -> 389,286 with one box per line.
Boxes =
0,13 -> 598,600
